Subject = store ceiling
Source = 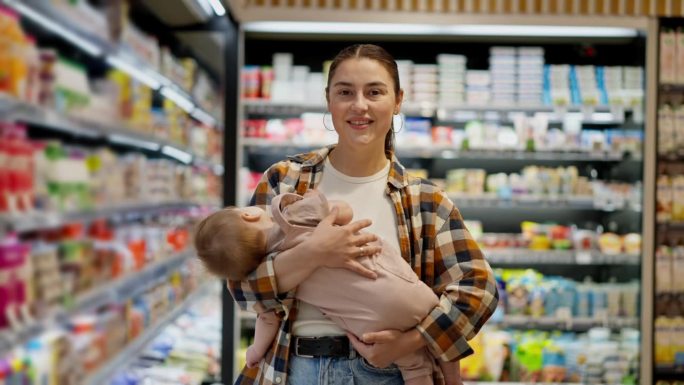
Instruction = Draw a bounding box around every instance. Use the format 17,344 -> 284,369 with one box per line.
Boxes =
138,0 -> 228,82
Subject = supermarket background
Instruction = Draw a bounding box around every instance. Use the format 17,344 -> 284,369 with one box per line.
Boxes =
1,0 -> 684,384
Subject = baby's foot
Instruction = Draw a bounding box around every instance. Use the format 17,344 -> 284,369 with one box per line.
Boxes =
246,345 -> 262,368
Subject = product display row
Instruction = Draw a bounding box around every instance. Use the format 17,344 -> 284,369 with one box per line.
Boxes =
0,256 -> 205,384
0,204 -> 206,338
460,326 -> 639,384
0,0 -> 222,123
107,282 -> 222,385
242,49 -> 644,110
0,121 -> 221,220
243,114 -> 643,157
0,2 -> 223,154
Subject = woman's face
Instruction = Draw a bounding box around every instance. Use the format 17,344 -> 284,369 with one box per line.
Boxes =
327,58 -> 403,151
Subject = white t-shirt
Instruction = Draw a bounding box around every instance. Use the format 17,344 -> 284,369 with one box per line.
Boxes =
292,157 -> 401,337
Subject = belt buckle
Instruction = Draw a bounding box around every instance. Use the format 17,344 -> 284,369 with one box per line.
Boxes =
295,337 -> 315,358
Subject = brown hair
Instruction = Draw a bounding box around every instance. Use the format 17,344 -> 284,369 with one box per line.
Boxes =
325,44 -> 401,156
194,207 -> 267,281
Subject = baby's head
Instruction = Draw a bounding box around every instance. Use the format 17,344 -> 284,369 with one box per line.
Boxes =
194,206 -> 272,280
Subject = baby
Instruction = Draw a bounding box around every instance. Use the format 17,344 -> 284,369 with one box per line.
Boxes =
194,190 -> 462,385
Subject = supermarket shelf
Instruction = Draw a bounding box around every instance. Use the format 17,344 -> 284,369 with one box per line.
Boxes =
0,201 -> 204,233
491,315 -> 639,332
658,221 -> 684,230
465,383 -> 592,385
242,138 -> 637,162
484,249 -> 641,265
0,95 -> 221,170
243,98 -> 632,118
655,365 -> 684,378
1,0 -> 220,128
71,250 -> 194,314
0,250 -> 194,359
84,282 -> 211,385
451,194 -> 640,213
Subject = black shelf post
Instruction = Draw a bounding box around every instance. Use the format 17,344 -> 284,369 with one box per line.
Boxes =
221,12 -> 241,385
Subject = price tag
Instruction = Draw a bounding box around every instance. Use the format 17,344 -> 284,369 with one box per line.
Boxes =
576,251 -> 592,264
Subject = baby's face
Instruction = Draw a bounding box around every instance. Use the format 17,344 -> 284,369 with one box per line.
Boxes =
240,206 -> 273,232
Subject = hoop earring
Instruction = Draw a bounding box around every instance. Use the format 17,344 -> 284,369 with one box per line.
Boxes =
392,114 -> 404,134
323,111 -> 334,131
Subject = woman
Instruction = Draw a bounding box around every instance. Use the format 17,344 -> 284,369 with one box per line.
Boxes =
229,44 -> 498,385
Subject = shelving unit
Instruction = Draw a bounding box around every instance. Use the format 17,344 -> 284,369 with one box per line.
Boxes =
653,17 -> 684,384
0,0 -> 226,383
237,22 -> 653,383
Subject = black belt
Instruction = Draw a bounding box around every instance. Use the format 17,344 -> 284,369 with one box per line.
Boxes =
292,336 -> 356,358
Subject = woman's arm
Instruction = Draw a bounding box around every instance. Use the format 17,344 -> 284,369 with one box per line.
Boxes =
415,194 -> 499,362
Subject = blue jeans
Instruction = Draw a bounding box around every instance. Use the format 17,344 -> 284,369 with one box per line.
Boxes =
287,355 -> 404,385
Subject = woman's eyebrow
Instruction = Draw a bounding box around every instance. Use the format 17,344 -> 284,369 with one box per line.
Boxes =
331,81 -> 388,88
365,81 -> 388,88
331,81 -> 353,88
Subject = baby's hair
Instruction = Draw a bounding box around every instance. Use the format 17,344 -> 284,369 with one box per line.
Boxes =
194,207 -> 267,280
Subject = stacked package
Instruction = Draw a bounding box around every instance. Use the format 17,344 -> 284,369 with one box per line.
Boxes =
517,47 -> 545,105
545,65 -> 572,106
412,64 -> 439,104
466,70 -> 491,105
489,47 -> 516,105
397,60 -> 414,102
574,65 -> 601,105
437,54 -> 466,106
270,53 -> 325,104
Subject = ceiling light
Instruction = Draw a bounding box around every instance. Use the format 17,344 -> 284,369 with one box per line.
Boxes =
106,56 -> 161,90
108,134 -> 161,151
207,0 -> 226,16
194,0 -> 214,17
162,145 -> 194,164
191,108 -> 218,127
9,1 -> 103,56
161,86 -> 195,113
243,22 -> 638,38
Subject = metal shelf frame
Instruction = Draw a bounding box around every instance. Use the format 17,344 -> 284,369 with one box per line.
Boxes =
242,138 -> 638,162
484,249 -> 641,265
0,201 -> 206,234
0,95 -> 222,171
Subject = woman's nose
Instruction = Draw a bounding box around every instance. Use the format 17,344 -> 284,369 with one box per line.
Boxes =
351,94 -> 368,111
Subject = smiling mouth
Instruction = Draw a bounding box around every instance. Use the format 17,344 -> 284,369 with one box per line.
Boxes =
348,119 -> 373,127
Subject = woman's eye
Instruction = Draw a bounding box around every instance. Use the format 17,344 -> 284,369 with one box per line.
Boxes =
338,89 -> 352,96
369,89 -> 383,96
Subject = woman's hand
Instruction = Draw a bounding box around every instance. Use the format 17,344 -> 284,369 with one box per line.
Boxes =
347,328 -> 427,369
305,207 -> 381,279
272,207 -> 381,292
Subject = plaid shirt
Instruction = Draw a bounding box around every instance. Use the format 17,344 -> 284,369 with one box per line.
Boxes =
228,145 -> 499,385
